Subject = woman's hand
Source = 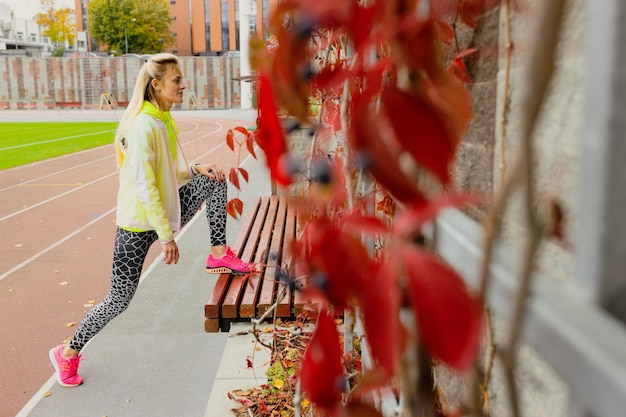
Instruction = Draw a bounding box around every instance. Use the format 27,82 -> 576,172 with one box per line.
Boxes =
195,163 -> 225,182
162,240 -> 180,265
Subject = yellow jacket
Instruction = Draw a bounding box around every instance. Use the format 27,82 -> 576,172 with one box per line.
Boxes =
115,101 -> 195,243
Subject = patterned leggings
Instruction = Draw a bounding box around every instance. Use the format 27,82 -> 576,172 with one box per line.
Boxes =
69,174 -> 228,351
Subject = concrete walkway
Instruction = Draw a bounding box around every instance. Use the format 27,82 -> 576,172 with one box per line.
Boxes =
18,110 -> 272,417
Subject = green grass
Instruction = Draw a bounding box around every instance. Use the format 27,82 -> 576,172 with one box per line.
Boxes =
0,122 -> 118,170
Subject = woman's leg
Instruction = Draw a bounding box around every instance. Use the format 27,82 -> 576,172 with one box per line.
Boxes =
179,174 -> 227,248
179,174 -> 253,273
68,228 -> 158,352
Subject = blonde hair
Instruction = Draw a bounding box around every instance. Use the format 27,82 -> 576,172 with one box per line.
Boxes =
115,53 -> 181,167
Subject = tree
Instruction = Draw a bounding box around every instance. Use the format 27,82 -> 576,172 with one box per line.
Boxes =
35,0 -> 76,57
87,0 -> 174,55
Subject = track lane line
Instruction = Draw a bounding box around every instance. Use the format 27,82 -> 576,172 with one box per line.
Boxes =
0,118 -> 246,282
0,121 -> 225,216
0,130 -> 117,152
0,207 -> 117,282
0,172 -> 118,222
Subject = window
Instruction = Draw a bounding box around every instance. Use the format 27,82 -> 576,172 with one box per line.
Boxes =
17,32 -> 23,41
221,0 -> 229,51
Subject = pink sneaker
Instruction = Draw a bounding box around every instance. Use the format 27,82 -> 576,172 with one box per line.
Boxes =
49,344 -> 83,387
206,247 -> 254,274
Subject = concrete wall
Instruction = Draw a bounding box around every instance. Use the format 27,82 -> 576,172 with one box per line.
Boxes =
440,1 -> 587,416
0,56 -> 242,110
452,0 -> 584,285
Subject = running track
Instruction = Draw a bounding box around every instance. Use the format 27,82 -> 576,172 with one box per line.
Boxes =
0,111 -> 256,417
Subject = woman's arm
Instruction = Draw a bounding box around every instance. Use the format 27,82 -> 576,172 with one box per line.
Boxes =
192,163 -> 226,182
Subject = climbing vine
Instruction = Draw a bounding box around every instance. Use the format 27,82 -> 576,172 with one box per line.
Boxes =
224,0 -> 566,416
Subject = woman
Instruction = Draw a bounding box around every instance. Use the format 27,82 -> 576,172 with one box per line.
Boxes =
49,53 -> 253,387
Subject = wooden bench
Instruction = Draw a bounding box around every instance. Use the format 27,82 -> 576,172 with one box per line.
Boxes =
55,101 -> 82,109
204,195 -> 311,332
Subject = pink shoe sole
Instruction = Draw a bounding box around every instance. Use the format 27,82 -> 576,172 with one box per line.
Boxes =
205,266 -> 248,275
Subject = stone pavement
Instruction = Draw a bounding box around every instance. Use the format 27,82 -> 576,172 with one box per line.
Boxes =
16,109 -> 273,417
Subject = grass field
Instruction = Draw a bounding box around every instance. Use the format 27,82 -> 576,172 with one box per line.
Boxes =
0,122 -> 118,170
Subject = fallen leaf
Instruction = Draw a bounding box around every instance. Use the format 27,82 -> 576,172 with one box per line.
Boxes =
59,281 -> 69,286
43,391 -> 51,397
87,299 -> 96,304
83,304 -> 94,308
15,243 -> 23,247
66,322 -> 77,327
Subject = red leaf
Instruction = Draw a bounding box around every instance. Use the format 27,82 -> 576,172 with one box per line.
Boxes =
396,17 -> 441,77
350,369 -> 389,399
350,90 -> 427,206
376,195 -> 396,218
246,132 -> 257,159
238,167 -> 249,183
458,0 -> 503,28
233,126 -> 250,138
403,246 -> 483,371
257,74 -> 292,185
382,85 -> 457,185
360,261 -> 400,379
456,47 -> 479,60
422,71 -> 473,141
226,198 -> 244,219
306,222 -> 372,309
449,48 -> 478,83
313,64 -> 352,94
395,192 -> 484,237
449,58 -> 471,84
300,308 -> 344,411
226,129 -> 235,151
341,212 -> 390,236
228,168 -> 241,190
435,20 -> 455,44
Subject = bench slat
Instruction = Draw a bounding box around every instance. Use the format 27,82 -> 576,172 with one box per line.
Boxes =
205,318 -> 220,332
240,196 -> 282,318
293,208 -> 312,316
204,197 -> 262,320
276,199 -> 296,317
204,274 -> 233,319
257,196 -> 289,317
222,196 -> 273,318
205,195 -> 321,332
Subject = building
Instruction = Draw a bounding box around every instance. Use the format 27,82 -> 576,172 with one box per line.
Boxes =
0,2 -> 50,56
75,0 -> 278,56
0,2 -> 85,57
